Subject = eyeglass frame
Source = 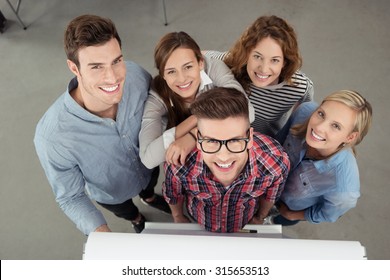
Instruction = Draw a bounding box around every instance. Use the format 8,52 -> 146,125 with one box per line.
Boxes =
196,129 -> 251,154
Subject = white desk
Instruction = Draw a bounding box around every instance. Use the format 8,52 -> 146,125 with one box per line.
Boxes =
83,222 -> 367,260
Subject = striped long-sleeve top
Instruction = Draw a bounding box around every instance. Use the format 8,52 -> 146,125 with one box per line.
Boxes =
204,50 -> 314,138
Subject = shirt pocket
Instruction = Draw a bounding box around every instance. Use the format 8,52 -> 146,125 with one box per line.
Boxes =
297,173 -> 316,197
188,190 -> 220,207
240,189 -> 264,209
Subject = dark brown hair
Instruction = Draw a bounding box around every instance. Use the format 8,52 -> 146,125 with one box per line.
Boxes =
64,14 -> 121,68
190,87 -> 249,121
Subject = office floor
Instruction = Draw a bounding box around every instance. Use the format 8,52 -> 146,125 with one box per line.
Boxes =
0,0 -> 389,260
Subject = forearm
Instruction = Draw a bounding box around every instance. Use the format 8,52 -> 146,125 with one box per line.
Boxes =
139,135 -> 166,169
169,201 -> 187,222
59,194 -> 107,235
278,201 -> 305,221
281,208 -> 306,221
285,209 -> 305,221
256,195 -> 274,220
139,93 -> 169,168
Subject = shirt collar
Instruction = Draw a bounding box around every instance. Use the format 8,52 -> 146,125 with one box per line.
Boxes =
301,140 -> 354,172
199,70 -> 213,91
64,77 -> 103,122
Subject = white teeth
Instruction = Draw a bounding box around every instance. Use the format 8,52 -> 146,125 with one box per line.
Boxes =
312,130 -> 325,141
256,73 -> 269,79
216,162 -> 233,168
178,82 -> 191,89
101,85 -> 118,92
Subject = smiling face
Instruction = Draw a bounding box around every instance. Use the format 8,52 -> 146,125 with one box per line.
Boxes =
306,100 -> 358,157
67,38 -> 126,117
197,117 -> 253,187
246,36 -> 284,87
163,47 -> 204,103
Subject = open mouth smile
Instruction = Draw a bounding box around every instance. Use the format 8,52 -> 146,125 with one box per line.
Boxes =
177,82 -> 192,90
255,73 -> 271,79
100,84 -> 119,93
311,129 -> 325,141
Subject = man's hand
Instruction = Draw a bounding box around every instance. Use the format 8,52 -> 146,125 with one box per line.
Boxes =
249,216 -> 266,224
173,214 -> 191,223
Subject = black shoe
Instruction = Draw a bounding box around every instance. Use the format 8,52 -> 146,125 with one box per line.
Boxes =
141,194 -> 171,214
131,214 -> 146,233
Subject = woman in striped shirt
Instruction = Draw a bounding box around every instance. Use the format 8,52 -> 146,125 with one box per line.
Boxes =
204,15 -> 314,139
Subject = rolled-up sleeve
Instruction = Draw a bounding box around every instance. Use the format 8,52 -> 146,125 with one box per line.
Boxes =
34,135 -> 106,235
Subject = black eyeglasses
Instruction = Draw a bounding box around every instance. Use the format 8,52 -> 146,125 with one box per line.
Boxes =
197,129 -> 250,154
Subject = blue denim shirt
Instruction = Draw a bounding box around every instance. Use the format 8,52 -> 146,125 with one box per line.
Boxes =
34,61 -> 152,234
280,102 -> 360,224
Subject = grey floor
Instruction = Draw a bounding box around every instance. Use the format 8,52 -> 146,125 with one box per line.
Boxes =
1,0 -> 389,260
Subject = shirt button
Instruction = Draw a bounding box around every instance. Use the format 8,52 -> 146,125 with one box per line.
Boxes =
122,135 -> 126,138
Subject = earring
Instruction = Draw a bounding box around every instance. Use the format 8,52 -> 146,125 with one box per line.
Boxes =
342,143 -> 346,147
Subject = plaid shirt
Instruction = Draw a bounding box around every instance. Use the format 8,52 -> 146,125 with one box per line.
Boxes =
163,132 -> 290,232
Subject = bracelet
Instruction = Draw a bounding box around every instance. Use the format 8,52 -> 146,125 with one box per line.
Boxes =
188,131 -> 197,141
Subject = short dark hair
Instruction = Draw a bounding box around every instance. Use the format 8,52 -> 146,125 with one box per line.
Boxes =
190,87 -> 249,121
64,14 -> 121,68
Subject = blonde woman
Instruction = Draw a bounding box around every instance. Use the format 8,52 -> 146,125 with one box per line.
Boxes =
272,90 -> 372,225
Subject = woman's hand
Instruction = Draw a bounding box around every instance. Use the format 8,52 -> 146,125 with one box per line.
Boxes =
165,133 -> 196,165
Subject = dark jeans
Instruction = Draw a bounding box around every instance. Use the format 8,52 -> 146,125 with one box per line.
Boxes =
97,167 -> 159,221
273,214 -> 300,226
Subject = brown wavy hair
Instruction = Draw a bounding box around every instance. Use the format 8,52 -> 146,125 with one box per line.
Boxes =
225,15 -> 302,91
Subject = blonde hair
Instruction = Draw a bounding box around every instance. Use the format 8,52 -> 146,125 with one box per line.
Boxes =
291,90 -> 372,155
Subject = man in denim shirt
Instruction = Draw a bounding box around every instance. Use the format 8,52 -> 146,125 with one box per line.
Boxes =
34,15 -> 170,235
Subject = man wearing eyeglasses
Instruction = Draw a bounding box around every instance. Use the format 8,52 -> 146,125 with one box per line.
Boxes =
162,87 -> 290,232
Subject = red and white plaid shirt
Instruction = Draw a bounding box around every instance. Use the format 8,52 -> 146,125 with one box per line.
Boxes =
163,132 -> 290,232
